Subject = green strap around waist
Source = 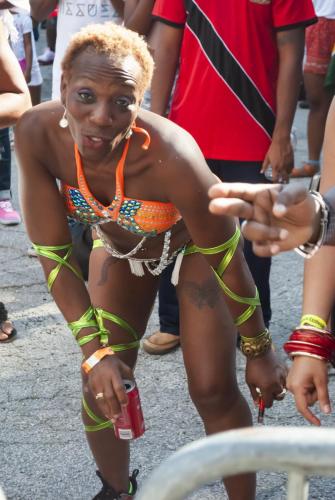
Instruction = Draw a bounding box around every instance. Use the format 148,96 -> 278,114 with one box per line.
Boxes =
33,243 -> 83,292
93,239 -> 104,249
184,227 -> 260,327
95,308 -> 140,351
82,398 -> 113,432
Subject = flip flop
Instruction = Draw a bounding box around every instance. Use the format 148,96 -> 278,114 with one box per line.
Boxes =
0,320 -> 17,343
0,302 -> 17,343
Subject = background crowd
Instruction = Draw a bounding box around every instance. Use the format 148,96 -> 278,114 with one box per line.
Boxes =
2,1 -> 335,499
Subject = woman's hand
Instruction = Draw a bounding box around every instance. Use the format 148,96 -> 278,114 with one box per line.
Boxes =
87,355 -> 134,422
287,356 -> 331,426
209,182 -> 319,257
245,349 -> 287,408
261,136 -> 293,183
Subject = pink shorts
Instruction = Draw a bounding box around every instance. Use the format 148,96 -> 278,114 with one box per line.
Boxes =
304,17 -> 335,75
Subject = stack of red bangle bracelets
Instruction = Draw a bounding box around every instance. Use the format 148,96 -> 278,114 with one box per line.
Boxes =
284,326 -> 335,366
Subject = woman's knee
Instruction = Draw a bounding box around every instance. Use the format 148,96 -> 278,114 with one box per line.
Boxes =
189,375 -> 240,417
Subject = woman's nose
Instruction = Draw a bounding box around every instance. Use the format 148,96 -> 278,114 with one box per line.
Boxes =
89,104 -> 113,126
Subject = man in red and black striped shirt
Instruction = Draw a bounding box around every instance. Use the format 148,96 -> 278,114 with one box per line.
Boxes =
144,0 -> 316,353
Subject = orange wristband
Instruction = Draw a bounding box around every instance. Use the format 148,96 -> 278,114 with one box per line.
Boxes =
82,347 -> 114,374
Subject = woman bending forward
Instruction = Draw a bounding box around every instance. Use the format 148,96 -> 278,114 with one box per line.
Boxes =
16,23 -> 286,500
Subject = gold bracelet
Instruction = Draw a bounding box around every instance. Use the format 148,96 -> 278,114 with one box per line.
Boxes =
240,328 -> 272,359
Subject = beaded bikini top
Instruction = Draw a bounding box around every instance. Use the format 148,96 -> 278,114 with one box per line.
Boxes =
61,132 -> 181,238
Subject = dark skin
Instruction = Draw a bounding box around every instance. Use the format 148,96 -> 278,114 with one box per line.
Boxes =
22,32 -> 33,83
123,0 -> 155,36
16,46 -> 285,498
261,28 -> 305,182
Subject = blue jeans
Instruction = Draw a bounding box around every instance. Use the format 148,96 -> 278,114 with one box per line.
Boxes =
0,128 -> 11,200
158,160 -> 272,335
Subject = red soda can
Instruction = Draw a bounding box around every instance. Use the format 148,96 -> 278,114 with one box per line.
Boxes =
114,379 -> 145,440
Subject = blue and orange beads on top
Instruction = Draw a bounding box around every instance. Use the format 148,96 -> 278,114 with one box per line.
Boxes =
62,187 -> 113,225
60,135 -> 181,238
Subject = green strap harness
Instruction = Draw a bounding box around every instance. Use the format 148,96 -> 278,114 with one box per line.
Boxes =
80,309 -> 140,432
183,227 -> 260,327
33,242 -> 140,431
95,308 -> 140,352
82,398 -> 113,432
34,228 -> 259,432
32,243 -> 83,291
68,306 -> 109,346
93,239 -> 104,249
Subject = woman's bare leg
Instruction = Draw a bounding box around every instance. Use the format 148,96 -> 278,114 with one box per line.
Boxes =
178,252 -> 255,500
304,72 -> 333,162
85,249 -> 158,492
28,85 -> 41,106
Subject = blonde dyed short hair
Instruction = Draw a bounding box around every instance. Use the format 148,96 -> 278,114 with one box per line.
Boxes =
61,22 -> 154,98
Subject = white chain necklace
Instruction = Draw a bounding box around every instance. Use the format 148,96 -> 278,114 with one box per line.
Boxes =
94,225 -> 176,276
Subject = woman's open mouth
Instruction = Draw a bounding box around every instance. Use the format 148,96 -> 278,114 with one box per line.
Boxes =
82,135 -> 110,149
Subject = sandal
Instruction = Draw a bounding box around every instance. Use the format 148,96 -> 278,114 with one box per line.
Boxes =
290,160 -> 320,178
0,302 -> 17,343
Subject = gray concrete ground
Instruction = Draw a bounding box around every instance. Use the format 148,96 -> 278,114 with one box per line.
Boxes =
1,29 -> 335,500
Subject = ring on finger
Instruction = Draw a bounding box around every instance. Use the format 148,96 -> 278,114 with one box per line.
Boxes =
95,392 -> 104,400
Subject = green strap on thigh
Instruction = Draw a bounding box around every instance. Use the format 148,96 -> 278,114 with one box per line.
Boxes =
82,398 -> 113,432
184,227 -> 260,326
32,243 -> 83,291
68,306 -> 109,346
95,308 -> 140,351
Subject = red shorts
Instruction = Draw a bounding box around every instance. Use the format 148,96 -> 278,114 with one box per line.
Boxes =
304,17 -> 335,75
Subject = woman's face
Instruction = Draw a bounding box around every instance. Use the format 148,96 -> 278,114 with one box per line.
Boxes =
61,48 -> 142,161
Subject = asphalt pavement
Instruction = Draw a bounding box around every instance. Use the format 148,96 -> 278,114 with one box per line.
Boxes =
1,30 -> 335,500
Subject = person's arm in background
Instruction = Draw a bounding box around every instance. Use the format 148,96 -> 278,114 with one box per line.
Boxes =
124,0 -> 154,36
286,97 -> 335,426
150,20 -> 182,115
261,28 -> 305,182
110,0 -> 124,18
22,29 -> 33,83
29,0 -> 57,21
0,21 -> 31,126
0,0 -> 16,8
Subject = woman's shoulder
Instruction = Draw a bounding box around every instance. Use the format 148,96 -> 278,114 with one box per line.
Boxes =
137,108 -> 205,171
16,101 -> 63,143
137,109 -> 202,161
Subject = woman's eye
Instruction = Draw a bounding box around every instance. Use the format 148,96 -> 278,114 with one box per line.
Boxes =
115,97 -> 132,108
78,91 -> 94,103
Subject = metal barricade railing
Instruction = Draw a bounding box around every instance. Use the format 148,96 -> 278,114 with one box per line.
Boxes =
136,426 -> 335,500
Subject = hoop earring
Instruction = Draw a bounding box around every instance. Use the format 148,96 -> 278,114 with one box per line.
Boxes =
131,125 -> 151,150
125,128 -> 133,139
59,109 -> 68,128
